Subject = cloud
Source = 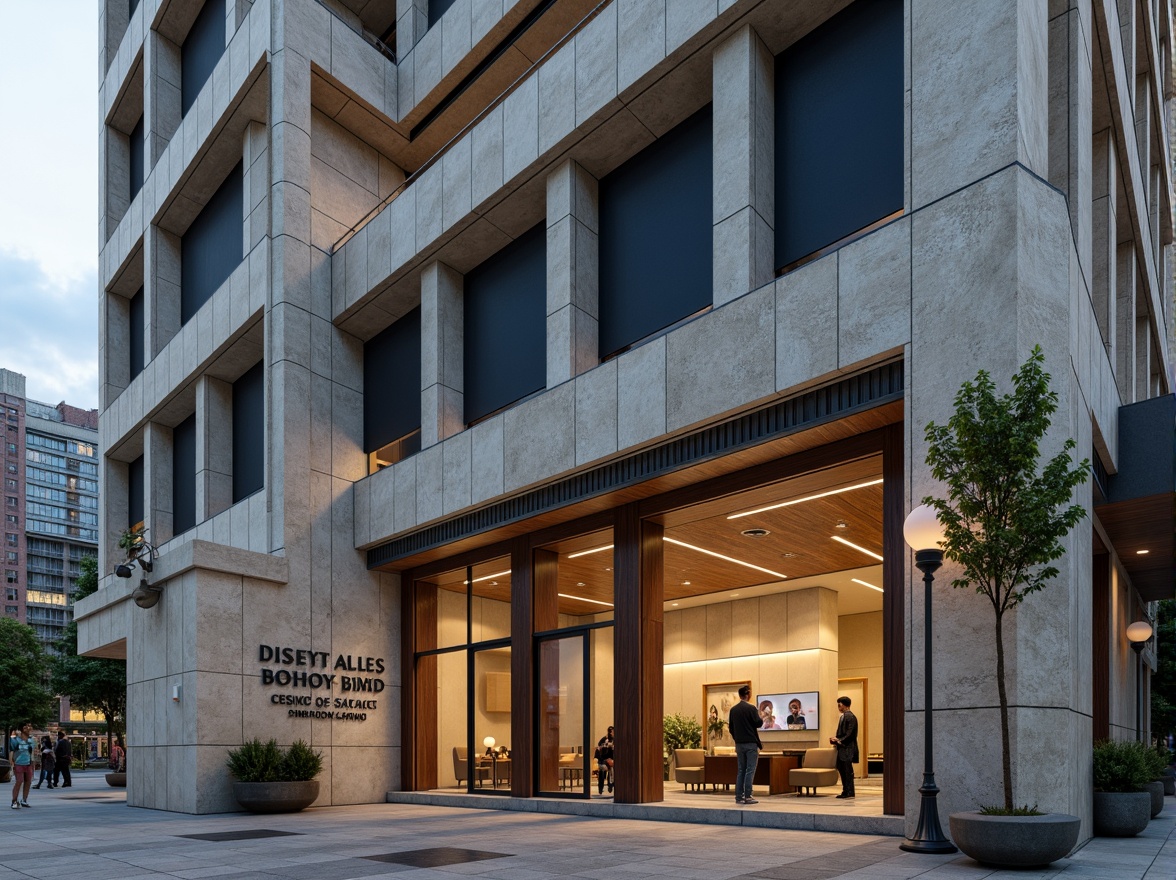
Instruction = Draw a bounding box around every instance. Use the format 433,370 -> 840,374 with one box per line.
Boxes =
0,249 -> 98,411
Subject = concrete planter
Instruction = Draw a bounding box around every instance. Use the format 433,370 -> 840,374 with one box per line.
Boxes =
949,812 -> 1080,868
1162,775 -> 1175,797
232,780 -> 319,813
1093,791 -> 1151,836
1145,780 -> 1164,817
105,772 -> 127,787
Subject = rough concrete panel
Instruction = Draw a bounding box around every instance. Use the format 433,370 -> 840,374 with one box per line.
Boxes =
775,252 -> 838,392
503,382 -> 576,492
837,217 -> 912,367
617,336 -> 666,450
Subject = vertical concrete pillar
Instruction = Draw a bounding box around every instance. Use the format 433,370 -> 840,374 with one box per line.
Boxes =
144,421 -> 174,544
1048,2 -> 1092,289
1118,0 -> 1135,104
1091,130 -> 1117,351
397,0 -> 429,60
546,160 -> 599,386
1115,244 -> 1137,402
100,456 -> 131,573
145,226 -> 182,359
420,261 -> 464,447
196,376 -> 233,520
101,292 -> 131,410
144,30 -> 180,166
242,121 -> 269,255
712,25 -> 774,306
1135,310 -> 1151,399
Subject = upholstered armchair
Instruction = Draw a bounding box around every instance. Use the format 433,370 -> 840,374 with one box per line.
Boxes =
788,747 -> 839,795
452,746 -> 491,787
674,748 -> 706,791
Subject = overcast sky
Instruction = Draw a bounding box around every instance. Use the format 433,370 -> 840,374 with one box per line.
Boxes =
0,3 -> 99,410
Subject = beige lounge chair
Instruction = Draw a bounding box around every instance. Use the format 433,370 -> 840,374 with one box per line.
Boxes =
674,748 -> 706,791
452,746 -> 491,787
788,747 -> 839,795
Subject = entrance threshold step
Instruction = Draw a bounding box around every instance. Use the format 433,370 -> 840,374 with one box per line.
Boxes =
385,791 -> 903,836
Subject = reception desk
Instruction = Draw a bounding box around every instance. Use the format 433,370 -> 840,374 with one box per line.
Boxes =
703,752 -> 803,795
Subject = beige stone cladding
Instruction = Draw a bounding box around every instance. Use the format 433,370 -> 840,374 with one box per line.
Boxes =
86,0 -> 1173,833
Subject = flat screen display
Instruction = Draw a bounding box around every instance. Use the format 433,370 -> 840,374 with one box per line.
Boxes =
756,692 -> 819,731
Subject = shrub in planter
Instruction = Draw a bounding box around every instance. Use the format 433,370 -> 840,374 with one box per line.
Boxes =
662,714 -> 701,780
1092,739 -> 1152,836
227,738 -> 323,813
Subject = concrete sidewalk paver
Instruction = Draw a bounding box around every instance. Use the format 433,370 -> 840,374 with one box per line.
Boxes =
2,772 -> 1173,880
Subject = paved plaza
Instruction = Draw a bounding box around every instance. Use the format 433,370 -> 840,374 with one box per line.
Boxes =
1,770 -> 1173,880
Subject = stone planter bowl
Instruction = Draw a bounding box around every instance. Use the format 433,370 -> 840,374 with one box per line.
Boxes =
949,812 -> 1080,868
1162,775 -> 1175,797
232,780 -> 320,813
105,772 -> 127,787
1145,780 -> 1164,817
1093,791 -> 1151,836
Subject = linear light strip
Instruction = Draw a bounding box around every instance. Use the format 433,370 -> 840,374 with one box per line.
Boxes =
831,535 -> 883,562
558,593 -> 615,607
851,578 -> 884,593
726,479 -> 884,520
463,569 -> 512,584
663,537 -> 787,579
566,544 -> 614,559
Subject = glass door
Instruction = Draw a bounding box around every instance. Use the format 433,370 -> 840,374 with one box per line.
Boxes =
535,630 -> 590,797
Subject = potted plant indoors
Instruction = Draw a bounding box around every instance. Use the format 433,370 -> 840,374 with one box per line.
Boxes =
706,715 -> 728,752
662,713 -> 702,780
1092,739 -> 1153,835
226,738 -> 323,813
921,348 -> 1088,867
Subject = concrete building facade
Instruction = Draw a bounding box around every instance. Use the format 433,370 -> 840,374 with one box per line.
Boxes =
1,369 -> 100,651
81,0 -> 1175,846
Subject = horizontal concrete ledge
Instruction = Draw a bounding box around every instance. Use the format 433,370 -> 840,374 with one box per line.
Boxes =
385,791 -> 904,835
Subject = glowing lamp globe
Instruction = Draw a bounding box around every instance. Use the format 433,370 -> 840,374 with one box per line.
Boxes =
1126,621 -> 1153,644
903,504 -> 946,552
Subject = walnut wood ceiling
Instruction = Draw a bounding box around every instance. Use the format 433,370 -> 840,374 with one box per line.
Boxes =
419,457 -> 885,617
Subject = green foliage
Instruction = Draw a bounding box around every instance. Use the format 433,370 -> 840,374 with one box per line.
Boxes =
922,346 -> 1089,812
52,556 -> 126,752
227,738 -> 323,782
0,617 -> 54,740
283,740 -> 324,781
1142,743 -> 1170,780
1151,600 -> 1176,742
978,804 -> 1044,816
662,713 -> 702,753
1093,739 -> 1154,793
707,716 -> 728,740
118,524 -> 146,553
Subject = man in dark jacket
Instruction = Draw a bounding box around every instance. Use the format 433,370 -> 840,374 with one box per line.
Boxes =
728,685 -> 763,805
53,732 -> 72,788
594,726 -> 615,795
830,696 -> 858,798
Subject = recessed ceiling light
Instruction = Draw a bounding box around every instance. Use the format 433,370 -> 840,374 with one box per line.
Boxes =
489,581 -> 498,586
830,535 -> 883,562
741,528 -> 770,538
558,593 -> 615,607
604,567 -> 612,572
727,479 -> 884,520
732,593 -> 740,598
781,552 -> 797,558
568,544 -> 614,558
463,569 -> 512,584
835,520 -> 848,529
682,581 -> 691,586
671,602 -> 679,607
1137,549 -> 1150,555
851,577 -> 884,593
664,536 -> 787,579
576,582 -> 586,587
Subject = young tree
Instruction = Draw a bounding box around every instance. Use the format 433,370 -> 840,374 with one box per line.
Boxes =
0,617 -> 54,743
922,346 -> 1088,811
1151,600 -> 1176,745
52,556 -> 126,757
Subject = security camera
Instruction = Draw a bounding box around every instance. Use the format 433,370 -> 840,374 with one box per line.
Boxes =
115,562 -> 136,578
131,581 -> 161,609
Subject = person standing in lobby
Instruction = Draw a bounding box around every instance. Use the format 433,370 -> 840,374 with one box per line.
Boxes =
728,685 -> 763,805
830,696 -> 858,798
53,731 -> 72,788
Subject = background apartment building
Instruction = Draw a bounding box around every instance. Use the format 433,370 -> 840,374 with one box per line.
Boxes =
1,368 -> 100,651
80,0 -> 1173,848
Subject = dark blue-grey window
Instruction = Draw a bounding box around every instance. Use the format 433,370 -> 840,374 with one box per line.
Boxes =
428,0 -> 458,27
128,455 -> 143,528
172,414 -> 196,535
598,105 -> 712,359
129,287 -> 145,380
774,0 -> 903,270
232,361 -> 263,503
463,223 -> 546,424
364,307 -> 421,454
181,160 -> 242,324
181,0 -> 225,117
129,115 -> 144,201
129,0 -> 140,15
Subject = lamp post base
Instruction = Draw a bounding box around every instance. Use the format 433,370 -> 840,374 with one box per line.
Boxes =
900,777 -> 957,854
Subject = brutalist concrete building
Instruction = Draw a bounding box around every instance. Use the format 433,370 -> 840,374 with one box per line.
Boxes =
81,0 -> 1175,844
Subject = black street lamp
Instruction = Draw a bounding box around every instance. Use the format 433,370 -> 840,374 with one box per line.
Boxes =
899,504 -> 957,855
1127,620 -> 1154,742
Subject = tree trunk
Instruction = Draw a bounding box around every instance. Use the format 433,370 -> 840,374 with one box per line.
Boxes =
995,615 -> 1013,811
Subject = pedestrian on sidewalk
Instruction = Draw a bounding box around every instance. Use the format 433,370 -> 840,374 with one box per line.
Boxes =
8,723 -> 36,808
33,735 -> 55,789
53,731 -> 72,788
